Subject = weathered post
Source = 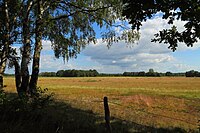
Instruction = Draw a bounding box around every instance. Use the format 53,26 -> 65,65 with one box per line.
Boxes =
104,96 -> 112,133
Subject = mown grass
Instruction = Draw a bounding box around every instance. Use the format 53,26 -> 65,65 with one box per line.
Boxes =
3,77 -> 200,132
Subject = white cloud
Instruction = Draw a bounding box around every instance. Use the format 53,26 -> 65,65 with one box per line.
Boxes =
80,17 -> 200,73
40,55 -> 72,72
42,40 -> 52,51
172,63 -> 200,72
81,39 -> 174,73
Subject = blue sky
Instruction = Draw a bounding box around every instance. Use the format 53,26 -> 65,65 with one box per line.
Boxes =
6,17 -> 200,74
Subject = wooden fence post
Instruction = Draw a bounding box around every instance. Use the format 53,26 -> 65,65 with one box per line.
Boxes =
104,96 -> 112,133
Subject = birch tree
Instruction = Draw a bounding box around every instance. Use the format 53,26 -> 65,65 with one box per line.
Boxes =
28,0 -> 139,94
1,0 -> 139,96
0,0 -> 20,89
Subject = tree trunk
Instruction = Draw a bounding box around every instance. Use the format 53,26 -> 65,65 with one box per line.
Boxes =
19,3 -> 32,94
0,74 -> 3,90
0,0 -> 10,90
29,25 -> 42,94
0,54 -> 7,90
29,35 -> 42,94
0,44 -> 7,90
29,1 -> 43,94
20,37 -> 31,93
13,59 -> 21,94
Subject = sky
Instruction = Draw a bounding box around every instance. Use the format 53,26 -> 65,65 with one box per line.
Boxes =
6,17 -> 200,74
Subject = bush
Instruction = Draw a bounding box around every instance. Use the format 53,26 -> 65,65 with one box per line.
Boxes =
0,87 -> 54,133
0,89 -> 6,104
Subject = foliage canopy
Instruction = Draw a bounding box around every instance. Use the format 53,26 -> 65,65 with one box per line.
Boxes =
122,0 -> 200,51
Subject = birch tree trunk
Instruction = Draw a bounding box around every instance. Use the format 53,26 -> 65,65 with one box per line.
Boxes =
0,66 -> 5,89
17,1 -> 33,95
29,0 -> 43,94
0,0 -> 10,90
13,59 -> 21,93
0,47 -> 7,90
20,23 -> 31,93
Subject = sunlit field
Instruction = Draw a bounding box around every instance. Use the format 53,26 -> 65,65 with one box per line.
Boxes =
4,77 -> 200,132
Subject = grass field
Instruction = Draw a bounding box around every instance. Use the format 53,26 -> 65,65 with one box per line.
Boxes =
3,77 -> 200,132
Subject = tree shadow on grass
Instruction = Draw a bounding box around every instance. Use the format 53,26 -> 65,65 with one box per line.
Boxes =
0,92 -> 196,133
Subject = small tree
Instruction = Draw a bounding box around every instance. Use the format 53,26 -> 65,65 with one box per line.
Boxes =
56,70 -> 65,77
149,69 -> 154,73
165,71 -> 173,76
146,69 -> 155,77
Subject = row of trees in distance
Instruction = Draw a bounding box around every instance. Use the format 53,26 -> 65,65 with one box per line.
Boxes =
123,71 -> 185,77
39,69 -> 200,77
40,69 -> 99,77
124,69 -> 200,77
123,69 -> 200,77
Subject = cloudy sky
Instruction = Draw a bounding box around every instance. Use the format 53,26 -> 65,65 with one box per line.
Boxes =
6,17 -> 200,74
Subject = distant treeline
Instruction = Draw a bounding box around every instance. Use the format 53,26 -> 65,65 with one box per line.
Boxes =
123,71 -> 185,77
3,73 -> 15,76
123,69 -> 200,77
39,70 -> 123,77
123,69 -> 185,77
185,70 -> 200,77
40,69 -> 99,77
37,69 -> 200,77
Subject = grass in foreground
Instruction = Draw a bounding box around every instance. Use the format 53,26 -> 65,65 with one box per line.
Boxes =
3,77 -> 200,132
